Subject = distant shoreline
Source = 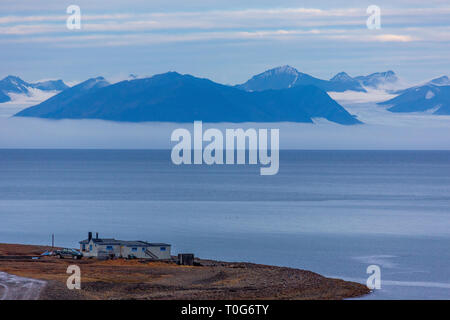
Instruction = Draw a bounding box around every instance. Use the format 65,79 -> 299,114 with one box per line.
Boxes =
0,243 -> 370,300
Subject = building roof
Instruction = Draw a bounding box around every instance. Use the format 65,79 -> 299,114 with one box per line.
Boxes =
79,238 -> 170,247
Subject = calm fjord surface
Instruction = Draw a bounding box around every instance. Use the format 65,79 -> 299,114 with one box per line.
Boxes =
0,150 -> 449,299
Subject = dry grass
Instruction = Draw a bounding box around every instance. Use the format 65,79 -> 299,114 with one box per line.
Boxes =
0,243 -> 370,300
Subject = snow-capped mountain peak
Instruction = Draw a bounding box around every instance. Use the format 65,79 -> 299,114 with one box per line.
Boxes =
355,70 -> 399,89
236,66 -> 366,92
330,72 -> 353,82
0,75 -> 70,103
255,65 -> 300,80
428,76 -> 450,86
78,77 -> 109,90
269,65 -> 299,76
0,75 -> 30,94
235,65 -> 301,91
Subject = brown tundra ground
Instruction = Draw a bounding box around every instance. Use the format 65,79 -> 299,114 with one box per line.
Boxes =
0,243 -> 370,300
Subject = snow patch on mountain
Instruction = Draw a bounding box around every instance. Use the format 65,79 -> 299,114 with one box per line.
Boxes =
268,65 -> 299,76
425,90 -> 435,99
424,104 -> 442,114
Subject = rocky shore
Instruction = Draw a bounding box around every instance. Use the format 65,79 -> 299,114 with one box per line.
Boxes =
0,243 -> 370,300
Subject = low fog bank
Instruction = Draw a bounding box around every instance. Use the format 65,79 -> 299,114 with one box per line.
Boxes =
1,117 -> 450,150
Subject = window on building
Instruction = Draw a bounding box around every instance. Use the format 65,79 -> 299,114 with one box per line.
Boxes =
160,247 -> 166,251
106,245 -> 113,251
89,245 -> 92,251
82,244 -> 86,251
132,247 -> 137,252
142,247 -> 146,252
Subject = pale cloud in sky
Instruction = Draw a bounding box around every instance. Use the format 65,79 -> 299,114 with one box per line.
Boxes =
373,34 -> 414,42
0,1 -> 449,84
1,6 -> 450,37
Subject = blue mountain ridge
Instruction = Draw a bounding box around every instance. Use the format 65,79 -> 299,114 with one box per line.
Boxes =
236,66 -> 367,93
0,91 -> 10,103
14,77 -> 109,116
32,79 -> 68,91
379,81 -> 450,114
0,75 -> 69,103
354,71 -> 398,89
15,72 -> 362,125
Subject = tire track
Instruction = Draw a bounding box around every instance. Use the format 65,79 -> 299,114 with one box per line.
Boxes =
0,271 -> 46,300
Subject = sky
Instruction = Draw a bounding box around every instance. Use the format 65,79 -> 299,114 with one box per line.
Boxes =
0,0 -> 449,85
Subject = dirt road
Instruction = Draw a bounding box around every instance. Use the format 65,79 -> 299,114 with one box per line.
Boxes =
0,271 -> 46,300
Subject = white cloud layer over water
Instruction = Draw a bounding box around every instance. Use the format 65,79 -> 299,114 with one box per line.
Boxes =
1,116 -> 450,150
1,90 -> 450,150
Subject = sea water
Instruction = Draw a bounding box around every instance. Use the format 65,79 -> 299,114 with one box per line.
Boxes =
0,150 -> 449,299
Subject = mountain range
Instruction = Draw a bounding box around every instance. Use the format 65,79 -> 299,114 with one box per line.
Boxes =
8,66 -> 450,123
241,66 -> 450,115
15,72 -> 361,125
354,71 -> 398,89
235,65 -> 400,92
0,75 -> 69,103
379,76 -> 450,114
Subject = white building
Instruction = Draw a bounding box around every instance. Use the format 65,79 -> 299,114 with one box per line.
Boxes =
79,232 -> 171,260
